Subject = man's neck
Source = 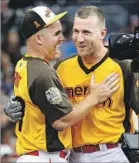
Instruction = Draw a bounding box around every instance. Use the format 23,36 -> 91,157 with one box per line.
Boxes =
81,47 -> 108,65
26,46 -> 49,63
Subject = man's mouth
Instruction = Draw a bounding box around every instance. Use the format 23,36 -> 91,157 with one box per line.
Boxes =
54,45 -> 61,56
54,45 -> 60,51
78,44 -> 86,48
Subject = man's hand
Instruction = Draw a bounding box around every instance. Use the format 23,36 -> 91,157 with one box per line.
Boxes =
4,95 -> 23,122
90,73 -> 120,104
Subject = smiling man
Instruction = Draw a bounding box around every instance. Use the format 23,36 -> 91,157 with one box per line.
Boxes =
6,5 -> 121,163
55,6 -> 131,163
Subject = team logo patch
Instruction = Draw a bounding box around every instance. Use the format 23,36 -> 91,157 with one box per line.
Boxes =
45,87 -> 62,105
45,8 -> 51,17
34,21 -> 41,29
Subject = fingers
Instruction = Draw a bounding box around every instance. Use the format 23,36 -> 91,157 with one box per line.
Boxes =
4,100 -> 23,122
10,95 -> 17,103
91,73 -> 119,88
103,73 -> 119,84
106,74 -> 120,96
110,85 -> 120,95
8,102 -> 22,109
11,112 -> 23,121
109,78 -> 120,89
11,105 -> 22,113
103,73 -> 115,83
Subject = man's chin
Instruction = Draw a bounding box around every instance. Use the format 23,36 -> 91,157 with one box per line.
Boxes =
53,53 -> 60,60
78,52 -> 87,57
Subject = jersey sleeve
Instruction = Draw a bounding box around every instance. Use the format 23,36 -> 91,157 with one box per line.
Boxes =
29,70 -> 72,124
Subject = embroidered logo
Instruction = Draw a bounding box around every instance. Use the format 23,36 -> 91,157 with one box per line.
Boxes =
45,9 -> 51,17
45,87 -> 62,105
34,21 -> 41,29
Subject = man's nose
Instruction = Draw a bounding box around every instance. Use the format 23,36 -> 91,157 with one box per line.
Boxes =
59,33 -> 65,43
77,33 -> 84,42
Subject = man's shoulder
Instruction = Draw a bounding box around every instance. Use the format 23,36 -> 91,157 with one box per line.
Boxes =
36,62 -> 56,79
113,59 -> 131,72
54,55 -> 77,70
27,57 -> 54,73
26,58 -> 57,83
15,57 -> 24,67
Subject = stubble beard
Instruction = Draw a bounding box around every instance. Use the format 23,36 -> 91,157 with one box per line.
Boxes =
78,48 -> 95,58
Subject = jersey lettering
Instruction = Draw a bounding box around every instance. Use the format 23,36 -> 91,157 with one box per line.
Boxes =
65,85 -> 90,99
96,98 -> 112,108
65,85 -> 112,108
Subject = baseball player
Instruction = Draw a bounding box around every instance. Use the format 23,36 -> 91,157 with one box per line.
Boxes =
54,6 -> 139,162
5,6 -> 121,163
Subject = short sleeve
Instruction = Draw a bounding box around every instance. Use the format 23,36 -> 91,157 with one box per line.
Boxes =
29,70 -> 72,124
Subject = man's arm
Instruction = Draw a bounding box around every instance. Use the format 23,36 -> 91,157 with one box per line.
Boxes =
4,73 -> 119,131
52,72 -> 120,130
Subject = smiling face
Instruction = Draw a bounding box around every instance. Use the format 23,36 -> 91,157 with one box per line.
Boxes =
37,20 -> 64,61
72,15 -> 106,58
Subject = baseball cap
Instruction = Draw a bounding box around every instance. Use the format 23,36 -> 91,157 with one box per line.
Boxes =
20,6 -> 67,39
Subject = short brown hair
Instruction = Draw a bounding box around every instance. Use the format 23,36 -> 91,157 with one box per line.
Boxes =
75,6 -> 105,29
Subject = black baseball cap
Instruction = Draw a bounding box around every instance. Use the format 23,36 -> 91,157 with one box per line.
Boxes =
20,6 -> 67,39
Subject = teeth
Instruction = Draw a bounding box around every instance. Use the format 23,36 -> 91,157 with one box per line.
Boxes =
79,45 -> 85,48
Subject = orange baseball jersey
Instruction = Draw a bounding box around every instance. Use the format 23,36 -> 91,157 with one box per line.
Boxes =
55,54 -> 126,147
14,54 -> 72,155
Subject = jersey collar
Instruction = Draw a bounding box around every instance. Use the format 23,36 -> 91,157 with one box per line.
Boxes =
77,52 -> 109,74
23,54 -> 49,65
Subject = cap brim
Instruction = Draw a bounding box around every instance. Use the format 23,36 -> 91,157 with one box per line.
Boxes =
44,11 -> 67,27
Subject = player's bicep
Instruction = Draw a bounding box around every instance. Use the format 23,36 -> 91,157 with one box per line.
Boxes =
29,73 -> 72,124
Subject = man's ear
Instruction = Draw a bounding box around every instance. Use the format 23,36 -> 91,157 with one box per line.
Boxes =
101,28 -> 107,40
35,34 -> 43,45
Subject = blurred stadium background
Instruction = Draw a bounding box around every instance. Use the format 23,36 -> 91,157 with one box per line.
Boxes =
1,0 -> 139,162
